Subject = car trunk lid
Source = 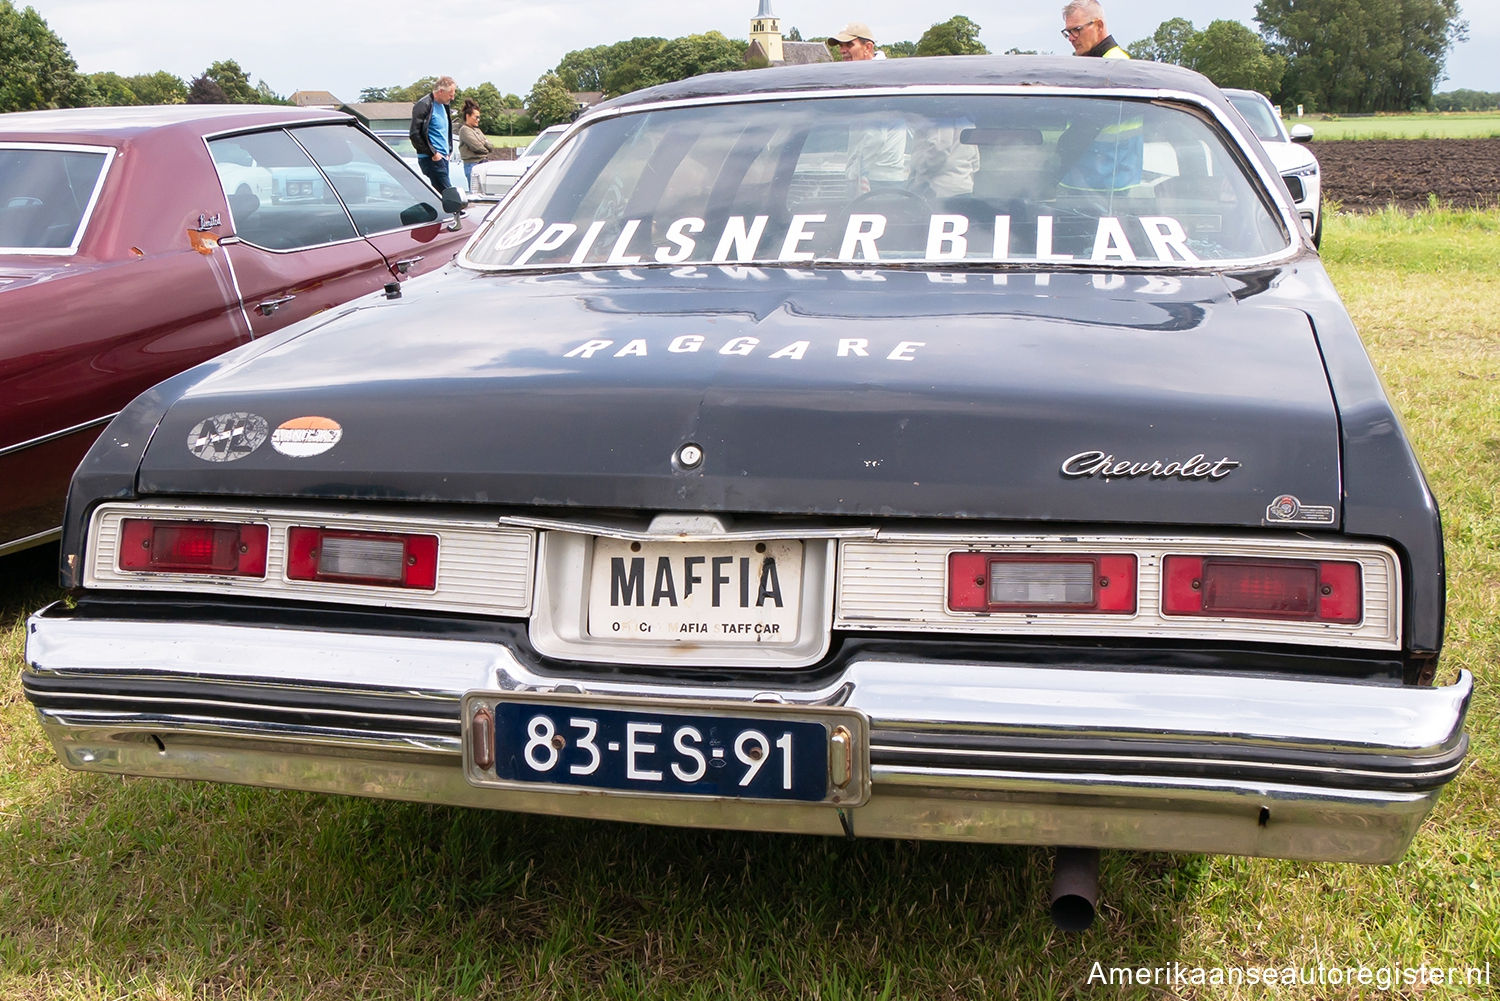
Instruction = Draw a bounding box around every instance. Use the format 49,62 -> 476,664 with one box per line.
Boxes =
135,266 -> 1343,529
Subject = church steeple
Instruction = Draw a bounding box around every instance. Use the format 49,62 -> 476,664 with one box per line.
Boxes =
750,0 -> 784,63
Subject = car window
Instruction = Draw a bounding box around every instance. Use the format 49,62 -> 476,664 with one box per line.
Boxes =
377,133 -> 419,158
294,124 -> 442,234
210,130 -> 360,251
0,145 -> 110,252
1227,95 -> 1285,144
525,129 -> 564,158
468,94 -> 1290,270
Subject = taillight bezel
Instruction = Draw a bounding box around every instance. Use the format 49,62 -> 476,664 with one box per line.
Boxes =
118,518 -> 269,578
286,527 -> 440,590
1161,555 -> 1363,624
947,552 -> 1139,614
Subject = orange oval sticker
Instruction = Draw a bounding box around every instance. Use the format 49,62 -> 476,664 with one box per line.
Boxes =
271,416 -> 343,458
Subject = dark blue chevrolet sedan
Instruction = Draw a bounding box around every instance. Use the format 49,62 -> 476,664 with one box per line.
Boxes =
22,56 -> 1469,929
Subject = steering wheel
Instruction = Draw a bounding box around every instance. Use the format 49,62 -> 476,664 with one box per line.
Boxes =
848,186 -> 930,214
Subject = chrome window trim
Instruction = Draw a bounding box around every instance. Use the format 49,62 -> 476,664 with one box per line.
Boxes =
461,84 -> 1301,273
0,412 -> 117,459
837,532 -> 1401,650
204,128 -> 363,254
0,142 -> 116,256
84,501 -> 535,617
285,123 -> 450,242
205,123 -> 447,253
0,527 -> 61,558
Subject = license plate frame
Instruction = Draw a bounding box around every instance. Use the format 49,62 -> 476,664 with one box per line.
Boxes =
462,691 -> 868,807
587,537 -> 805,646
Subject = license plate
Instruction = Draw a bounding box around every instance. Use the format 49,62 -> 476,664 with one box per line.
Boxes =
587,538 -> 804,645
463,693 -> 866,805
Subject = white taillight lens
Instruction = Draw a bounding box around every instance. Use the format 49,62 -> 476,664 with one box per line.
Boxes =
286,527 -> 438,589
118,519 -> 269,577
948,554 -> 1137,613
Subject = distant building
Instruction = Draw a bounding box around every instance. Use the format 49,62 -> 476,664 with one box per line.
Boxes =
570,92 -> 604,117
745,1 -> 833,67
289,90 -> 341,108
289,91 -> 415,131
348,102 -> 418,131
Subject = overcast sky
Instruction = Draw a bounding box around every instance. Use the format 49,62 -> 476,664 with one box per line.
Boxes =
33,0 -> 1499,101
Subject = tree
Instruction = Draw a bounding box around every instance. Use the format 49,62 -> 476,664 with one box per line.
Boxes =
0,1 -> 94,111
605,32 -> 745,95
187,75 -> 228,104
88,71 -> 137,106
555,37 -> 666,94
190,59 -> 284,105
526,72 -> 575,128
1128,17 -> 1198,64
915,15 -> 988,56
1182,19 -> 1285,93
363,79 -> 437,104
127,71 -> 187,105
787,26 -> 803,42
196,59 -> 257,103
884,40 -> 919,58
1256,0 -> 1468,112
1432,88 -> 1500,111
457,81 -> 507,132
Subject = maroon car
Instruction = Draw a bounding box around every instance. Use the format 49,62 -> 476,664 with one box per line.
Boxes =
0,105 -> 477,555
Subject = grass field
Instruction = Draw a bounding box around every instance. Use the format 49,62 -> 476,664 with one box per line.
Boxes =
1295,112 -> 1500,140
2,208 -> 1497,999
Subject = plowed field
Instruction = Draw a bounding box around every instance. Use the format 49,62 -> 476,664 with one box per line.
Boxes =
1313,138 -> 1500,210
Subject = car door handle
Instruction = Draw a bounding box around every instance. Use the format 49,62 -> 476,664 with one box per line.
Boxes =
256,295 -> 296,316
394,256 -> 424,274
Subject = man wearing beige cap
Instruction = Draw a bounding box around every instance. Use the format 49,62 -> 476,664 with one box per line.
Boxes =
826,23 -> 906,191
827,22 -> 877,60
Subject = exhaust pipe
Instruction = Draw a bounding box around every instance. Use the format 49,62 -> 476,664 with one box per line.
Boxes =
1049,847 -> 1100,932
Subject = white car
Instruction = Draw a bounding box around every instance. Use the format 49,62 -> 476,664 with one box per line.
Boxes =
1223,88 -> 1322,246
470,123 -> 570,200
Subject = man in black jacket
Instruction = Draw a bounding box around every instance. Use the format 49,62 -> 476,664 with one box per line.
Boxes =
410,76 -> 458,191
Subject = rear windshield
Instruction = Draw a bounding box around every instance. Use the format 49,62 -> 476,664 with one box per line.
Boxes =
0,146 -> 110,252
467,93 -> 1290,269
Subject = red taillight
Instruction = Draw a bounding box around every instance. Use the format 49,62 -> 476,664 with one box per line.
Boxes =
1162,556 -> 1361,623
119,519 -> 268,577
286,527 -> 438,589
948,553 -> 1137,613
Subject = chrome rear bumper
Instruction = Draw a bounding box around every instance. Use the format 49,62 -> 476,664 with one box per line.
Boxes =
23,604 -> 1470,864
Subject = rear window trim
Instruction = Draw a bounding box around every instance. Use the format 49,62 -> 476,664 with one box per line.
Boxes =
0,141 -> 116,256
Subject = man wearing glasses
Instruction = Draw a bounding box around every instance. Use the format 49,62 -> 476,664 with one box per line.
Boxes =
1061,0 -> 1128,59
1057,0 -> 1140,194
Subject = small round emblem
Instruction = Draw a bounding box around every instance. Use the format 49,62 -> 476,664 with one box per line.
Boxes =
676,443 -> 704,468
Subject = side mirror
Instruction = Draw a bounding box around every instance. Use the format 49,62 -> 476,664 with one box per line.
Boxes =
1289,123 -> 1314,144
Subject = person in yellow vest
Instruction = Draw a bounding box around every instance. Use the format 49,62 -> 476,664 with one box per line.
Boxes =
1062,0 -> 1128,59
1058,0 -> 1141,193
